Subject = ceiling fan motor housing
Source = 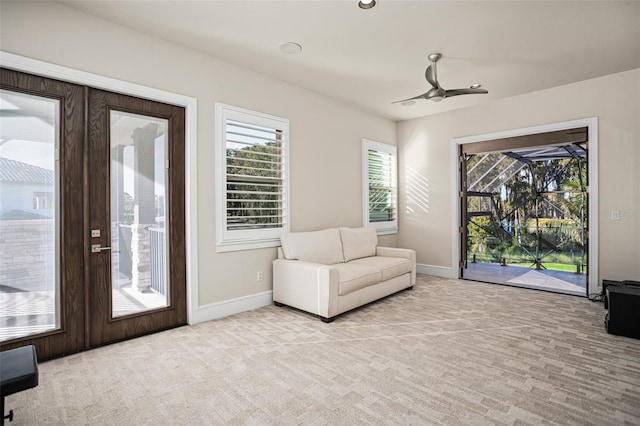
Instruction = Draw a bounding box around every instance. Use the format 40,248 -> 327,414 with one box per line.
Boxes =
426,87 -> 446,102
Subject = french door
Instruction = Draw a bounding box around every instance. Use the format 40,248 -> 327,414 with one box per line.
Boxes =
87,88 -> 186,346
0,69 -> 187,360
0,69 -> 85,358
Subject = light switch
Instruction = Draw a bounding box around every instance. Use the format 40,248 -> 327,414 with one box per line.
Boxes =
611,210 -> 620,221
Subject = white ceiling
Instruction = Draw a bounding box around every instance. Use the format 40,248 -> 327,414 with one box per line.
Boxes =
60,0 -> 640,121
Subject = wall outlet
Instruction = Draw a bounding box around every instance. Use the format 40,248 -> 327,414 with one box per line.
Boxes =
611,210 -> 620,221
257,271 -> 264,282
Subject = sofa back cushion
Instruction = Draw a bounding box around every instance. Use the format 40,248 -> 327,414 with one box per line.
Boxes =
280,228 -> 345,265
340,226 -> 378,262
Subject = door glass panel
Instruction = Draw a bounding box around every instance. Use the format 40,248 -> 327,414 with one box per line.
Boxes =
0,89 -> 60,341
110,111 -> 169,317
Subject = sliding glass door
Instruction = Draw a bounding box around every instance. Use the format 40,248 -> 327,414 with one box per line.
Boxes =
460,128 -> 589,296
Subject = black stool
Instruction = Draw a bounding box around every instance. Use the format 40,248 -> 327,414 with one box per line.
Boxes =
0,346 -> 39,424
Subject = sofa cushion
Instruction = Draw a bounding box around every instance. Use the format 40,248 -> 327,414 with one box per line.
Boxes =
280,228 -> 344,265
348,256 -> 412,282
333,263 -> 381,296
340,226 -> 378,262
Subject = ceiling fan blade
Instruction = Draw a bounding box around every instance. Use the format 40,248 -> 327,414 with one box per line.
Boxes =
444,88 -> 488,98
425,65 -> 438,87
391,92 -> 429,104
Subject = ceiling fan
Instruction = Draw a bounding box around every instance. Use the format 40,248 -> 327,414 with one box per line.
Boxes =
394,53 -> 488,104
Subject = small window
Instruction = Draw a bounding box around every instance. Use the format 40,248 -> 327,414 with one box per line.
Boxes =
33,191 -> 53,210
215,104 -> 290,252
362,139 -> 397,234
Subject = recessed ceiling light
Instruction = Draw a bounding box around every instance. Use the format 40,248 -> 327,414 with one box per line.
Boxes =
358,0 -> 376,9
401,100 -> 416,106
470,83 -> 482,89
278,42 -> 302,54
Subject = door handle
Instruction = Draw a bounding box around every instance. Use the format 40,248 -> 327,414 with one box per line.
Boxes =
91,244 -> 112,253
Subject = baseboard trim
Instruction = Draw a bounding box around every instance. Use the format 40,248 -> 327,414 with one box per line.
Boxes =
195,291 -> 273,324
417,264 -> 457,279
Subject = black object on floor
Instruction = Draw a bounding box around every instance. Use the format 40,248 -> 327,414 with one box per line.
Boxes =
605,284 -> 640,339
0,345 -> 39,425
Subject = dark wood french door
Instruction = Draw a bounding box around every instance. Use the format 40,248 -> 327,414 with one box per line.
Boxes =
86,89 -> 186,347
0,69 -> 86,359
0,69 -> 186,360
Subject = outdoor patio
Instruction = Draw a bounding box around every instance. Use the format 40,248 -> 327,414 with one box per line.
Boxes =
463,261 -> 587,296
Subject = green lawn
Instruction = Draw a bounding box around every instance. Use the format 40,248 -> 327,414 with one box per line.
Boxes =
469,254 -> 585,273
537,262 -> 584,273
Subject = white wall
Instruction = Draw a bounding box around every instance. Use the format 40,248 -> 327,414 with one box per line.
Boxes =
397,68 -> 640,288
0,2 -> 397,318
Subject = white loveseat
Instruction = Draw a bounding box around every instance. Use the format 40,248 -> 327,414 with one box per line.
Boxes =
273,226 -> 416,322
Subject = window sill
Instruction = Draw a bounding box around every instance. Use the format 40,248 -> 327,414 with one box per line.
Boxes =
375,228 -> 398,236
216,238 -> 281,253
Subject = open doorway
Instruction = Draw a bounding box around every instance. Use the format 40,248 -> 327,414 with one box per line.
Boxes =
458,126 -> 591,296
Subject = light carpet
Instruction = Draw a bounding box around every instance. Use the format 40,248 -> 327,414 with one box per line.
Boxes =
5,275 -> 640,425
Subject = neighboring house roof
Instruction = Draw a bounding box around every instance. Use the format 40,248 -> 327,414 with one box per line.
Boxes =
0,209 -> 51,220
0,157 -> 54,184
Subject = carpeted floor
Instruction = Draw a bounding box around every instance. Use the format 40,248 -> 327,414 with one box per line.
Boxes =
6,275 -> 640,425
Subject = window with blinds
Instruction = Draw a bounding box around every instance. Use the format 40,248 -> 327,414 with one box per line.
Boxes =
363,139 -> 398,234
216,104 -> 289,251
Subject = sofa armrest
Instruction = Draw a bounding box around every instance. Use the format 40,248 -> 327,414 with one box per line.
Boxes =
376,246 -> 416,285
273,259 -> 340,318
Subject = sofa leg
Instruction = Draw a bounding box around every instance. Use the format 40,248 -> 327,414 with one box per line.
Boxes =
320,316 -> 335,323
273,301 -> 283,307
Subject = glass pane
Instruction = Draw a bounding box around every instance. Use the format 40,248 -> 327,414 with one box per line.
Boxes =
110,111 -> 169,317
368,149 -> 396,222
225,119 -> 284,230
0,89 -> 60,341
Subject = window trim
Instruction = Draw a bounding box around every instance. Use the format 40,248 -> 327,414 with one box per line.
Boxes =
215,103 -> 290,252
362,139 -> 398,235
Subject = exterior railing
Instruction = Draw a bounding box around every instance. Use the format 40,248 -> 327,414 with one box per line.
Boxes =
149,227 -> 166,296
118,224 -> 133,278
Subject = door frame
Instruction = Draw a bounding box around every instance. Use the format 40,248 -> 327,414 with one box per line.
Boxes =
0,51 -> 199,325
451,117 -> 599,297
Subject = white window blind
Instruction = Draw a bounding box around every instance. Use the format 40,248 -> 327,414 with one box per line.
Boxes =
363,139 -> 398,234
216,104 -> 289,251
